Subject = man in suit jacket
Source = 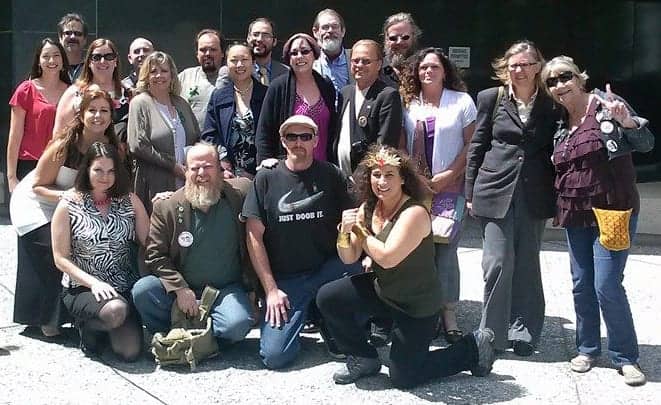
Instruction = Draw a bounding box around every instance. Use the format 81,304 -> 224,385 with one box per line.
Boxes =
247,17 -> 289,86
132,143 -> 255,344
334,40 -> 403,176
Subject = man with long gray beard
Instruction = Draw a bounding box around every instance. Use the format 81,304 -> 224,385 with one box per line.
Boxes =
132,143 -> 254,346
380,12 -> 422,88
312,8 -> 353,94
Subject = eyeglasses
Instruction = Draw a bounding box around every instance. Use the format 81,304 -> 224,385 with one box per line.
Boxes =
63,30 -> 84,37
283,133 -> 314,142
90,53 -> 118,62
545,71 -> 574,88
508,62 -> 538,71
250,31 -> 273,40
289,48 -> 312,57
388,34 -> 411,42
351,58 -> 373,66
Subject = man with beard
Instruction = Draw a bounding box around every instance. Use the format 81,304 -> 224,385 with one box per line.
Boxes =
312,9 -> 353,94
132,143 -> 254,346
247,18 -> 288,86
335,40 -> 402,177
57,13 -> 88,81
243,115 -> 360,369
380,12 -> 422,88
121,37 -> 154,97
178,29 -> 228,129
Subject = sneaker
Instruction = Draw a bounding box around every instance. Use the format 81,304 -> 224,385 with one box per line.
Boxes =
620,364 -> 646,386
570,354 -> 595,373
471,328 -> 496,377
333,355 -> 381,384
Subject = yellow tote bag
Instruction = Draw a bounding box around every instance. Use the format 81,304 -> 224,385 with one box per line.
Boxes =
591,207 -> 633,251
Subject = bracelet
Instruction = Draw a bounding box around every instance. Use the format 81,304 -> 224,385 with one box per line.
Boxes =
336,232 -> 351,249
352,223 -> 372,240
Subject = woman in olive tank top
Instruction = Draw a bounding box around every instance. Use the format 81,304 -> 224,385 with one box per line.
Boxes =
317,145 -> 496,388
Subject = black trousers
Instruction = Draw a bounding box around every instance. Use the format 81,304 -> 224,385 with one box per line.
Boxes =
316,272 -> 478,388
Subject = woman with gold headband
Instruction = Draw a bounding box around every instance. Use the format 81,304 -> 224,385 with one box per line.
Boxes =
316,145 -> 496,388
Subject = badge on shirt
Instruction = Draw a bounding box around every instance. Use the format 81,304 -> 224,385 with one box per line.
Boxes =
600,120 -> 615,134
178,231 -> 194,247
606,139 -> 619,152
358,115 -> 368,127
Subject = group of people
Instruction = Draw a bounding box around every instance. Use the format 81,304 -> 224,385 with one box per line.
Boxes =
6,8 -> 653,389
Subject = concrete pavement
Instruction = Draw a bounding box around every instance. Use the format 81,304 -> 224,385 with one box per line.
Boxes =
0,218 -> 659,405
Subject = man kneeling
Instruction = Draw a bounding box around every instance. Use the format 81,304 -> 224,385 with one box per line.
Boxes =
133,143 -> 254,346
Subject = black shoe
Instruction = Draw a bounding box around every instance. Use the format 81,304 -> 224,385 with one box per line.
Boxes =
512,340 -> 534,356
471,328 -> 496,377
79,327 -> 105,357
333,355 -> 381,384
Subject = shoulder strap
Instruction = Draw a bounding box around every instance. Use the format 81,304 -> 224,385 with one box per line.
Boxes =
491,86 -> 505,123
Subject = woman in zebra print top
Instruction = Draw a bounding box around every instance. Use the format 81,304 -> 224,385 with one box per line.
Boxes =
51,142 -> 149,360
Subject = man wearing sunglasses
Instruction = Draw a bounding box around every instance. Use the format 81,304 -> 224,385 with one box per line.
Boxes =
335,40 -> 403,177
243,115 -> 360,369
57,13 -> 88,81
380,12 -> 421,88
312,9 -> 353,94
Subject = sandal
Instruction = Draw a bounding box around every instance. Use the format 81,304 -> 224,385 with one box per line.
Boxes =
444,329 -> 464,344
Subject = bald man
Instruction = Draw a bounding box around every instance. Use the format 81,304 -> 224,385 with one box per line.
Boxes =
121,37 -> 154,95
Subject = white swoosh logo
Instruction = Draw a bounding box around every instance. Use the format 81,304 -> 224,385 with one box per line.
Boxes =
277,190 -> 324,214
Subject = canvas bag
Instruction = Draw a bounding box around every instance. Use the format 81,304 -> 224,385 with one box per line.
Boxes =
151,286 -> 220,370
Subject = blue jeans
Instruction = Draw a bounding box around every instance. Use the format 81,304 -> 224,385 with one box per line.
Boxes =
565,214 -> 639,367
131,275 -> 253,343
259,256 -> 360,369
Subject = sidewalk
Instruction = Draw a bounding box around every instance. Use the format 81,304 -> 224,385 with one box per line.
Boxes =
0,220 -> 659,405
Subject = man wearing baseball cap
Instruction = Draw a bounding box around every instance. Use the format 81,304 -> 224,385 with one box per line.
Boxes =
242,115 -> 360,369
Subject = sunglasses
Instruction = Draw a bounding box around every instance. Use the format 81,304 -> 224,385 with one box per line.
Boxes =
290,48 -> 312,57
90,53 -> 118,62
545,71 -> 574,88
283,133 -> 314,142
508,62 -> 538,70
63,30 -> 84,37
388,34 -> 411,42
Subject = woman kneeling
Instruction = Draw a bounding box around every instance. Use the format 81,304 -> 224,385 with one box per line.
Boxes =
316,145 -> 496,388
51,142 -> 149,360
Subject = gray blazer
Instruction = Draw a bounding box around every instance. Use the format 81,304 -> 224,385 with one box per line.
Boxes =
128,92 -> 200,213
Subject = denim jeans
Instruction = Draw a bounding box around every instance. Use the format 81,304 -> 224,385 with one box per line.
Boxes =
259,256 -> 360,369
131,275 -> 253,343
565,214 -> 639,367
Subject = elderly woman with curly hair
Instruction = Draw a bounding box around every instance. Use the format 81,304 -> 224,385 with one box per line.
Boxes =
316,145 -> 495,388
255,33 -> 338,165
541,56 -> 653,386
400,47 -> 476,343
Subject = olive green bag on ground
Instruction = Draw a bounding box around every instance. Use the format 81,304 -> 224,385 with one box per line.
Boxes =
151,286 -> 220,370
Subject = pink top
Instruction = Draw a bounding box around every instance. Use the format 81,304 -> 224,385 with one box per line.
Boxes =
9,80 -> 57,161
294,93 -> 330,161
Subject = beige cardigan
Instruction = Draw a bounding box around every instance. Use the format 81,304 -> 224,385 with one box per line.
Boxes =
128,92 -> 200,213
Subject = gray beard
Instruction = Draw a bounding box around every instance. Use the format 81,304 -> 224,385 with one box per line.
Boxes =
320,38 -> 342,54
184,179 -> 223,211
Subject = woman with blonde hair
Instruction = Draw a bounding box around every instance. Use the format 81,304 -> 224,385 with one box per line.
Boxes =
465,40 -> 559,356
128,51 -> 199,213
541,56 -> 652,386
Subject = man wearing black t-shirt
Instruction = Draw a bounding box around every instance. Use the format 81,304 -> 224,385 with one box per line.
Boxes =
243,115 -> 359,369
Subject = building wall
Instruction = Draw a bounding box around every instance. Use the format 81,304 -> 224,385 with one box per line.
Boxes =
2,0 -> 660,208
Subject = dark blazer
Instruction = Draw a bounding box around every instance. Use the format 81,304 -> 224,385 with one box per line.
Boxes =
145,177 -> 254,293
255,69 -> 339,164
334,79 -> 403,171
465,86 -> 559,219
201,77 -> 267,169
252,60 -> 289,84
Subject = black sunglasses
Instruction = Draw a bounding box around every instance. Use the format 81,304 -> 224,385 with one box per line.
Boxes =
290,48 -> 312,57
388,34 -> 411,42
90,53 -> 118,62
546,71 -> 574,88
283,133 -> 314,142
63,30 -> 84,37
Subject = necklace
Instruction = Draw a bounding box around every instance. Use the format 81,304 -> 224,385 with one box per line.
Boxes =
93,195 -> 111,207
234,81 -> 253,95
